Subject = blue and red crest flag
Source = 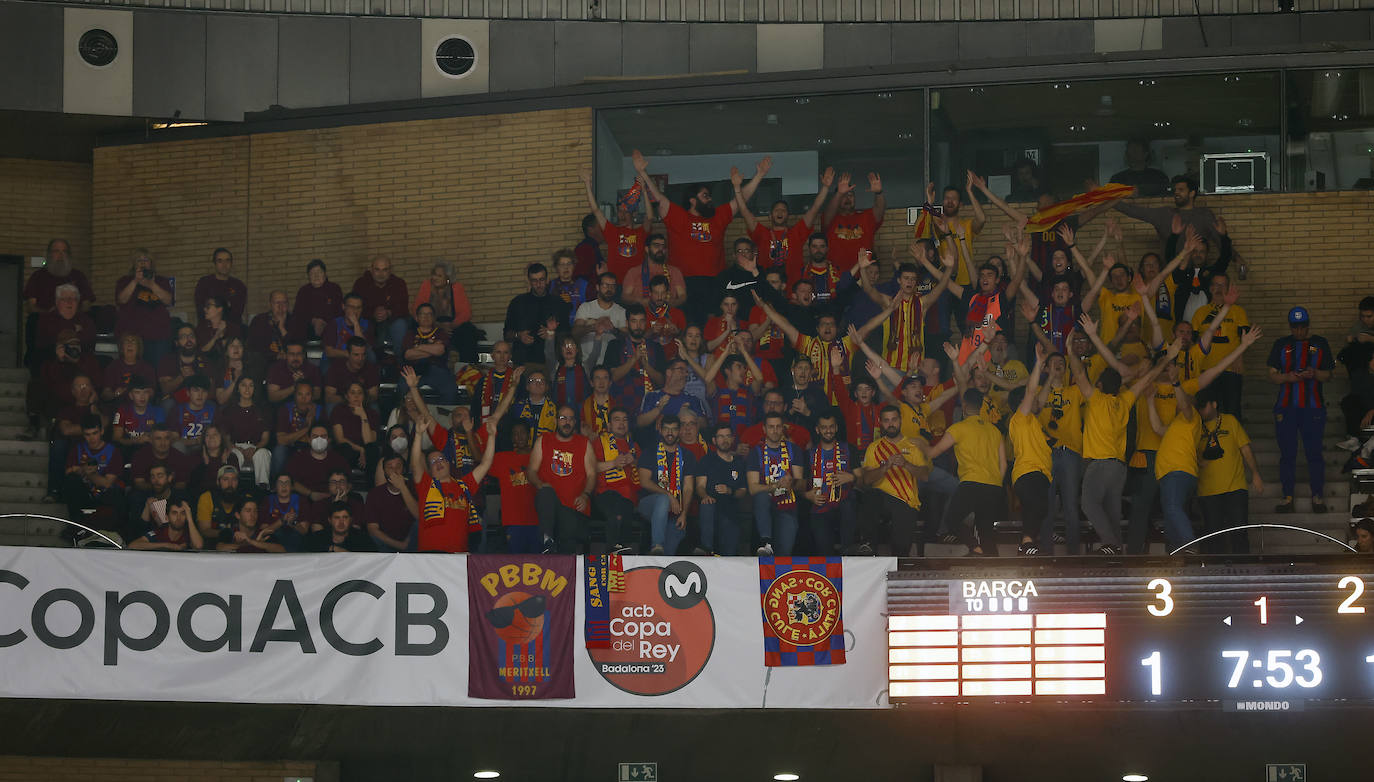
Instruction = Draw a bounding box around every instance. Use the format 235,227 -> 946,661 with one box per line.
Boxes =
617,179 -> 644,214
758,556 -> 846,666
468,555 -> 576,699
583,553 -> 626,649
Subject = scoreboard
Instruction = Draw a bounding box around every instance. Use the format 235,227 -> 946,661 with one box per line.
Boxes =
887,559 -> 1374,706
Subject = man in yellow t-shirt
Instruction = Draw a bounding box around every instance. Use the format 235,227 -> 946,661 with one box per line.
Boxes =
861,405 -> 933,556
1189,277 -> 1249,417
926,389 -> 1007,556
1151,386 -> 1203,552
983,331 -> 1029,414
1038,355 -> 1087,553
1068,334 -> 1179,554
1088,262 -> 1139,346
1009,348 -> 1053,555
1195,386 -> 1264,555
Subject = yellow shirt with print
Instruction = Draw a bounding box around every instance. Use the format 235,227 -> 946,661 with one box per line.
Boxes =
899,400 -> 933,444
1135,379 -> 1201,452
1097,288 -> 1139,345
1081,353 -> 1108,385
947,414 -> 1005,486
1082,389 -> 1137,461
1039,384 -> 1085,454
863,436 -> 931,509
1008,411 -> 1052,483
1196,414 -> 1251,497
917,216 -> 980,286
1174,343 -> 1208,382
796,333 -> 854,402
1155,413 -> 1203,480
1191,303 -> 1249,371
1116,341 -> 1150,377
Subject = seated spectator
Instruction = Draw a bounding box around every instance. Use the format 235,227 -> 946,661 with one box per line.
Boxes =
413,261 -> 479,364
324,337 -> 381,407
294,258 -> 344,339
157,325 -> 215,406
101,334 -> 156,404
305,502 -> 377,552
130,462 -> 191,539
171,375 -> 217,453
1338,348 -> 1374,451
214,337 -> 251,406
1338,295 -> 1374,382
399,303 -> 458,405
273,380 -> 323,476
47,375 -> 103,496
214,496 -> 285,554
128,499 -> 203,552
330,381 -> 380,475
129,425 -> 193,491
111,376 -> 164,455
194,247 -> 249,326
32,329 -> 102,424
24,238 -> 94,368
35,284 -> 96,360
195,463 -> 250,541
195,295 -> 241,360
286,424 -> 351,503
188,425 -> 231,493
246,290 -> 304,379
216,375 -> 272,488
1354,518 -> 1374,553
264,472 -> 314,541
352,255 -> 410,353
364,454 -> 419,552
62,414 -> 128,539
311,469 -> 365,527
573,273 -> 625,367
114,248 -> 174,366
636,414 -> 697,556
321,293 -> 374,365
504,262 -> 570,366
266,341 -> 323,404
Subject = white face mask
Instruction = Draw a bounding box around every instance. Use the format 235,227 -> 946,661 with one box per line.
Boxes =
310,437 -> 329,453
391,436 -> 409,453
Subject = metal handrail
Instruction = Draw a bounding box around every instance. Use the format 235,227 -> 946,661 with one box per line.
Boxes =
1169,523 -> 1356,555
0,513 -> 123,549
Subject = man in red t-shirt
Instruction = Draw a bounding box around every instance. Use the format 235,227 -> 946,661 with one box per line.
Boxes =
528,404 -> 596,554
822,171 -> 887,274
489,420 -> 540,554
737,166 -> 833,284
591,407 -> 641,554
633,149 -> 769,324
580,170 -> 653,281
402,366 -> 496,553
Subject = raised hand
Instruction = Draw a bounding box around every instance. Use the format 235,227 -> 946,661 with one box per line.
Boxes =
1165,336 -> 1184,359
631,149 -> 649,173
847,324 -> 862,342
942,341 -> 960,362
1124,301 -> 1142,323
1057,223 -> 1076,246
837,173 -> 854,195
864,358 -> 884,379
1183,225 -> 1202,255
857,248 -> 873,270
578,169 -> 593,187
829,344 -> 846,369
967,170 -> 985,191
820,166 -> 835,188
400,365 -> 419,388
1019,296 -> 1039,324
757,156 -> 774,176
1078,313 -> 1099,335
1223,283 -> 1241,307
1105,215 -> 1122,242
925,182 -> 937,204
1133,274 -> 1149,297
867,172 -> 882,192
1241,326 -> 1263,347
730,167 -> 743,188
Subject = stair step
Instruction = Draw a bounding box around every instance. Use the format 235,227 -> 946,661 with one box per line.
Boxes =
0,485 -> 52,503
0,368 -> 30,383
0,440 -> 47,457
0,454 -> 49,473
0,471 -> 51,488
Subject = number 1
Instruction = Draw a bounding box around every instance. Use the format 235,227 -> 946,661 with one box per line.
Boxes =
1254,596 -> 1268,624
1140,650 -> 1162,696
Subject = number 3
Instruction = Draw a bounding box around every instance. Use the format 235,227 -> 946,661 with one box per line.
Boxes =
1147,578 -> 1174,617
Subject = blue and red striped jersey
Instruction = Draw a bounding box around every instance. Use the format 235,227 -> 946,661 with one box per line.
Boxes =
1267,335 -> 1333,409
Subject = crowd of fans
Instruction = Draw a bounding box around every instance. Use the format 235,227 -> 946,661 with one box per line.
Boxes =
23,145 -> 1374,556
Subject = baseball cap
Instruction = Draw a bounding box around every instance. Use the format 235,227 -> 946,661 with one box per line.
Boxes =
1288,306 -> 1310,325
217,464 -> 239,479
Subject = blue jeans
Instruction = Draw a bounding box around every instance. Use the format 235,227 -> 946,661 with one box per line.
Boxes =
751,491 -> 798,554
1043,447 -> 1083,553
503,525 -> 541,554
1157,471 -> 1198,552
381,317 -> 411,354
698,497 -> 741,555
1275,406 -> 1326,498
399,363 -> 459,405
637,494 -> 685,554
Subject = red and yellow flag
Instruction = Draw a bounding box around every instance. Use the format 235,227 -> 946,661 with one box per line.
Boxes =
1023,183 -> 1136,233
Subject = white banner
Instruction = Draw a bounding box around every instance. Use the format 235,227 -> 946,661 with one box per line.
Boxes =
0,547 -> 895,709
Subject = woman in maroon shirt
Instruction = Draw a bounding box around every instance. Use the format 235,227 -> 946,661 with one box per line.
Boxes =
294,259 -> 344,340
114,249 -> 175,366
196,295 -> 241,361
101,334 -> 156,404
216,375 -> 271,488
215,337 -> 248,406
329,381 -> 380,477
189,425 -> 230,492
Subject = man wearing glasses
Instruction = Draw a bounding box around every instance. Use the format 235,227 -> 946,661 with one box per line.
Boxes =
527,405 -> 596,554
514,369 -> 558,437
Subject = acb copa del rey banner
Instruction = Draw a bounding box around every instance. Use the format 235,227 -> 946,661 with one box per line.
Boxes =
0,547 -> 895,709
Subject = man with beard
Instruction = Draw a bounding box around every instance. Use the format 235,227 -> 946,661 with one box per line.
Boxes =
404,371 -> 498,553
528,405 -> 596,554
194,247 -> 249,326
246,290 -> 305,377
751,290 -> 892,403
747,412 -> 805,555
1116,174 -> 1221,251
914,178 -> 988,289
864,248 -> 956,372
861,405 -> 932,556
637,414 -> 697,555
604,305 -> 665,414
363,454 -> 419,552
643,275 -> 686,357
25,239 -> 95,368
808,412 -> 862,555
128,498 -> 203,552
794,234 -> 843,305
573,272 -> 626,367
704,352 -> 759,433
738,389 -> 811,450
715,236 -> 771,319
621,233 -> 686,307
579,169 -> 653,281
822,171 -> 887,275
504,262 -> 570,366
695,422 -> 748,555
592,408 -> 641,555
158,325 -> 215,406
266,340 -> 322,404
481,420 -> 538,553
633,150 -> 770,324
737,167 -> 833,284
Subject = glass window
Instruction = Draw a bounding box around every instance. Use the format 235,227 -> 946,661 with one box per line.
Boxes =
929,73 -> 1282,202
595,91 -> 925,220
1286,68 -> 1374,192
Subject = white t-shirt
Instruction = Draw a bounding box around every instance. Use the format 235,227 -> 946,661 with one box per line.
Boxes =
574,300 -> 626,332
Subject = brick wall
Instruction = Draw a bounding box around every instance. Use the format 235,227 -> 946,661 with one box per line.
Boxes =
0,157 -> 92,285
90,109 -> 592,323
0,755 -> 322,781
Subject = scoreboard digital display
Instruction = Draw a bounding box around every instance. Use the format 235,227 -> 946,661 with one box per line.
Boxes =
887,559 -> 1374,706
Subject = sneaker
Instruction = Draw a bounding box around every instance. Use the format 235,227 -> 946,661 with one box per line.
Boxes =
1052,532 -> 1066,544
939,533 -> 961,545
1017,542 -> 1041,556
1097,545 -> 1121,555
649,544 -> 665,555
691,546 -> 710,555
856,542 -> 875,556
1275,497 -> 1295,513
609,543 -> 635,556
1337,436 -> 1361,452
757,542 -> 774,556
541,536 -> 557,554
1311,497 -> 1329,514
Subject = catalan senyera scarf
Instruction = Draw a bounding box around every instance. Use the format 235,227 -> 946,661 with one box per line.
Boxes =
655,442 -> 685,500
761,443 -> 796,509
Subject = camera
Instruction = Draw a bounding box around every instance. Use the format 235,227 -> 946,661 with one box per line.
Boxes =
64,342 -> 81,358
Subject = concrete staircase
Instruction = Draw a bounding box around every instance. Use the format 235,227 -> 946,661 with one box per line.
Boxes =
0,368 -> 68,548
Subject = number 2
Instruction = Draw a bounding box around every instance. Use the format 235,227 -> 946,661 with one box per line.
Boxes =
1147,578 -> 1173,617
1339,576 -> 1366,614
